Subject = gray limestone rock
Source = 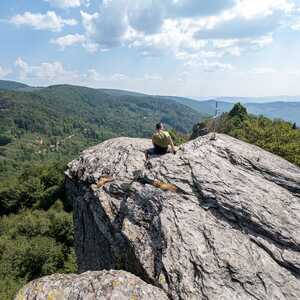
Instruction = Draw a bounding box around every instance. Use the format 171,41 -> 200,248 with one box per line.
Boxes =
66,134 -> 300,300
14,270 -> 168,300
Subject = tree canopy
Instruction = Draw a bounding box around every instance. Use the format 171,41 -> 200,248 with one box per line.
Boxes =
207,103 -> 300,167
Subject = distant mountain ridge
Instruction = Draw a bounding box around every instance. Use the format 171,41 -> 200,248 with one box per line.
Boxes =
160,95 -> 300,125
207,96 -> 300,103
172,99 -> 300,124
0,80 -> 30,91
0,80 -> 299,125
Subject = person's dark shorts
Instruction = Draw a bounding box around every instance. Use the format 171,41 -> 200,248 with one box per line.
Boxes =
146,144 -> 168,157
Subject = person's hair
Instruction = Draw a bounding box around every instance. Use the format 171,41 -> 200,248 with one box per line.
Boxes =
156,122 -> 163,130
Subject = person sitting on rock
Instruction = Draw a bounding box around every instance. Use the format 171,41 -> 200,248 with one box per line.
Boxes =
145,122 -> 176,160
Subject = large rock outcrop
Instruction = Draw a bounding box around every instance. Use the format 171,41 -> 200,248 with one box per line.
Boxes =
15,270 -> 168,300
66,134 -> 300,300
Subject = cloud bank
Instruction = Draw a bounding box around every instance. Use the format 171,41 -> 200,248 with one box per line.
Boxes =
10,11 -> 77,31
9,0 -> 300,77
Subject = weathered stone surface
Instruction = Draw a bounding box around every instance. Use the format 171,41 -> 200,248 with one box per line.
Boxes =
15,270 -> 168,300
66,134 -> 300,300
190,122 -> 209,139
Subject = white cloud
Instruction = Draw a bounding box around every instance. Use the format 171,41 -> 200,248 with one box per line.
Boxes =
166,0 -> 236,18
70,0 -> 297,73
187,0 -> 296,60
185,57 -> 233,72
111,73 -> 128,81
85,69 -> 131,82
81,1 -> 128,48
127,0 -> 165,35
15,57 -> 30,80
194,14 -> 279,40
51,34 -> 85,50
89,71 -> 162,83
86,69 -> 104,81
0,66 -> 11,78
250,35 -> 273,47
201,61 -> 233,72
173,49 -> 233,72
175,50 -> 221,63
193,0 -> 295,41
44,0 -> 90,9
14,58 -> 134,86
234,0 -> 294,19
79,0 -> 237,51
79,0 -> 294,53
10,11 -> 77,32
128,19 -> 208,58
82,41 -> 100,53
15,57 -> 81,83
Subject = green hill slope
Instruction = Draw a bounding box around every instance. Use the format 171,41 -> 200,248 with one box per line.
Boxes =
0,83 -> 204,172
0,80 -> 30,91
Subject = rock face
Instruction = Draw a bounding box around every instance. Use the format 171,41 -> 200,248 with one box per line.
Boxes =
190,121 -> 209,139
15,270 -> 168,300
66,134 -> 300,300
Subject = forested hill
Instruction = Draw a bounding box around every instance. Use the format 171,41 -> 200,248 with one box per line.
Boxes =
0,80 -> 30,91
0,82 -> 204,172
192,103 -> 300,167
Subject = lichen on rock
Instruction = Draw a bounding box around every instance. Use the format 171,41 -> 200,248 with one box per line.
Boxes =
14,270 -> 168,300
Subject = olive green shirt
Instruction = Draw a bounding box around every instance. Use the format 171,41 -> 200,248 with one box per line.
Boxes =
152,131 -> 171,148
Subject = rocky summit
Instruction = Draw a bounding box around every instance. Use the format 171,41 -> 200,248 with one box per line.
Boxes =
16,133 -> 300,300
63,133 -> 300,300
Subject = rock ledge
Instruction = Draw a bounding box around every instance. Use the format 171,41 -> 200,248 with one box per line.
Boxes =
15,270 -> 168,300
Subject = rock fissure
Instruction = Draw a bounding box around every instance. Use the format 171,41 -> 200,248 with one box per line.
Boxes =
199,195 -> 300,278
181,151 -> 300,258
190,260 -> 210,300
225,263 -> 262,300
219,144 -> 300,196
250,236 -> 300,278
206,198 -> 300,251
203,199 -> 300,280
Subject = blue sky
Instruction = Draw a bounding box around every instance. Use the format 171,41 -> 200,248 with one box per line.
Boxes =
1,0 -> 300,97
